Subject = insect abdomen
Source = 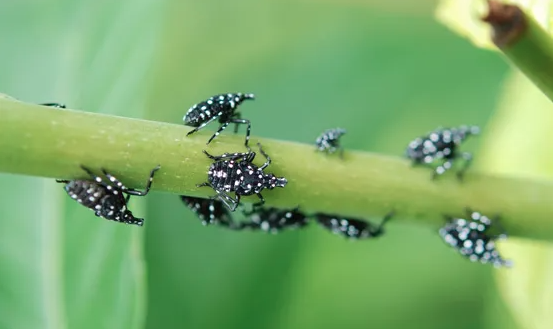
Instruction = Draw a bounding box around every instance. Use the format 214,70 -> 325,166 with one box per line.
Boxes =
63,180 -> 108,209
208,161 -> 239,192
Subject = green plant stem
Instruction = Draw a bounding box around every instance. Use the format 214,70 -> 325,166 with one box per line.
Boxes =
483,0 -> 553,102
1,98 -> 553,241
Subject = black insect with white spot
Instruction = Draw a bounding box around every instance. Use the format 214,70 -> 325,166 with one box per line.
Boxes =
406,125 -> 479,179
184,93 -> 255,148
240,206 -> 309,233
180,195 -> 240,229
440,209 -> 512,268
197,142 -> 288,212
56,165 -> 160,226
314,211 -> 393,239
315,128 -> 347,158
40,103 -> 66,108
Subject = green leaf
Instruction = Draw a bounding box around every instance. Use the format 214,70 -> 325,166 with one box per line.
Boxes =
0,177 -> 67,329
0,1 -> 164,328
475,70 -> 553,329
495,238 -> 553,329
435,0 -> 553,50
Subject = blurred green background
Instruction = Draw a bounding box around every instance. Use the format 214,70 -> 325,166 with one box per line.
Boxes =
0,0 -> 522,328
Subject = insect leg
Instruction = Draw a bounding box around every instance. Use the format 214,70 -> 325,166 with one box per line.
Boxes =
432,159 -> 453,180
487,214 -> 508,240
100,169 -> 129,193
55,179 -> 70,184
232,112 -> 242,133
463,207 -> 477,220
253,193 -> 265,208
206,121 -> 231,145
256,142 -> 271,170
442,214 -> 455,224
39,103 -> 66,108
122,165 -> 161,196
230,118 -> 251,149
80,165 -> 111,189
202,149 -> 254,162
369,210 -> 394,236
214,191 -> 240,212
456,152 -> 473,181
186,115 -> 219,136
196,182 -> 213,189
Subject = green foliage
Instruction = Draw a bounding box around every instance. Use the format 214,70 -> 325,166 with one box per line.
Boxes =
476,71 -> 553,329
438,1 -> 553,328
0,1 -> 543,329
0,0 -> 165,327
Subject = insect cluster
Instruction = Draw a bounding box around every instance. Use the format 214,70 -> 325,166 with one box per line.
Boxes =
50,93 -> 511,268
179,195 -> 391,239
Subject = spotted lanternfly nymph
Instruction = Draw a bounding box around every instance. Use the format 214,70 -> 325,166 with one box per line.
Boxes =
241,206 -> 309,233
197,142 -> 288,212
40,103 -> 66,108
57,165 -> 160,226
406,125 -> 479,180
315,128 -> 347,158
183,93 -> 255,148
439,209 -> 512,268
180,195 -> 241,229
314,211 -> 393,239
